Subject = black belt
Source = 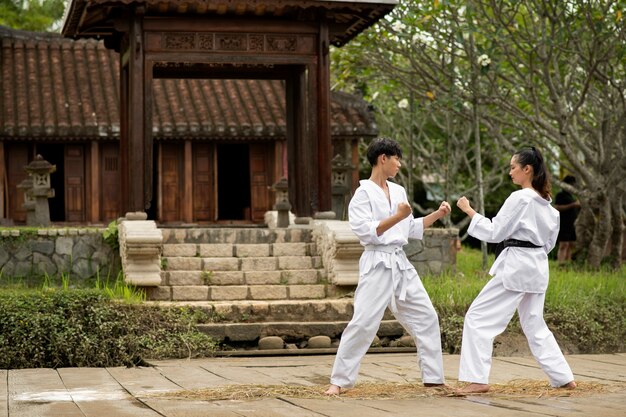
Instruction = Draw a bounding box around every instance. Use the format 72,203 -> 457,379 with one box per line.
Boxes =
495,239 -> 542,259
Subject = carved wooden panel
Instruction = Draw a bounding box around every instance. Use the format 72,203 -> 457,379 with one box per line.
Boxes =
148,32 -> 315,54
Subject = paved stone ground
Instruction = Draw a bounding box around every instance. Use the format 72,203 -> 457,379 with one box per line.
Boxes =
4,353 -> 625,416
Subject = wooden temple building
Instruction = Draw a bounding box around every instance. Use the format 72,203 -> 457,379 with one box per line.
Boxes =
0,0 -> 396,226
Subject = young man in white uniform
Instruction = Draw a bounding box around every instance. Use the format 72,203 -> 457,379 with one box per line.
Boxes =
325,137 -> 451,395
456,147 -> 576,393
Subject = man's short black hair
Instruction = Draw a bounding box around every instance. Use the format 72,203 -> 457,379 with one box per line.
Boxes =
366,137 -> 403,166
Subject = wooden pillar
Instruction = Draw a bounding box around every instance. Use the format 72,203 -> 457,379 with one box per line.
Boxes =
90,141 -> 100,223
317,21 -> 332,213
119,50 -> 129,214
0,141 -> 5,219
306,62 -> 320,214
183,140 -> 193,223
156,142 -> 162,221
120,7 -> 151,214
286,67 -> 315,218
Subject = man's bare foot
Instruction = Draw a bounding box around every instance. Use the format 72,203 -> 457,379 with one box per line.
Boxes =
324,384 -> 341,396
458,383 -> 490,394
560,381 -> 577,389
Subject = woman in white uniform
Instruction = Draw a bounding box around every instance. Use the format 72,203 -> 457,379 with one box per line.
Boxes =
325,137 -> 451,396
456,147 -> 577,394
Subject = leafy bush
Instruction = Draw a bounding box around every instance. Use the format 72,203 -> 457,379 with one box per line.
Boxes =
101,220 -> 119,251
0,290 -> 217,369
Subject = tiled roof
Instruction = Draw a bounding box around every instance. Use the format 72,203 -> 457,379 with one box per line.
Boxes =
0,26 -> 377,141
62,0 -> 397,47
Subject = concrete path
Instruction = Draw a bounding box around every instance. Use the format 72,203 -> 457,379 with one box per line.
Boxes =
4,353 -> 625,416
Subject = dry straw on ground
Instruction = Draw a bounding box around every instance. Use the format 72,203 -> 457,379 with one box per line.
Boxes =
153,380 -> 623,402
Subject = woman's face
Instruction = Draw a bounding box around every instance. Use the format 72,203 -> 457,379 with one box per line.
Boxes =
509,155 -> 530,186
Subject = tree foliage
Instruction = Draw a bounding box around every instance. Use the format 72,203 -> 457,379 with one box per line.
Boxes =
0,0 -> 65,32
332,0 -> 625,267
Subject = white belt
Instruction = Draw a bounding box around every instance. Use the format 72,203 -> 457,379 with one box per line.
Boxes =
364,244 -> 411,313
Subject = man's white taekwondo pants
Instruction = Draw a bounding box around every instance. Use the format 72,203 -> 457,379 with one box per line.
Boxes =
459,275 -> 574,387
329,250 -> 445,388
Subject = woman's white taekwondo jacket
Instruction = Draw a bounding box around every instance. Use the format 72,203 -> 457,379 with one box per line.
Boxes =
468,188 -> 560,293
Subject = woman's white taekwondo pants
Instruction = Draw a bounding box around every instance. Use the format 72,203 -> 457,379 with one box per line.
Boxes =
459,275 -> 574,386
329,261 -> 445,388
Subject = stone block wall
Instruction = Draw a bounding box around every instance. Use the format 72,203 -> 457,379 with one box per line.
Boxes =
0,228 -> 121,280
404,228 -> 460,276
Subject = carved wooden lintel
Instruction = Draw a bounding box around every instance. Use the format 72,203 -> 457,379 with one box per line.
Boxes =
147,32 -> 315,54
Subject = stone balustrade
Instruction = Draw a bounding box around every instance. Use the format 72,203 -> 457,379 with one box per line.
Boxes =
313,220 -> 459,285
118,212 -> 163,286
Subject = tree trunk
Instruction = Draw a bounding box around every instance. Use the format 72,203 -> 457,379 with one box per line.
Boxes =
609,193 -> 624,268
587,192 -> 612,268
575,204 -> 595,259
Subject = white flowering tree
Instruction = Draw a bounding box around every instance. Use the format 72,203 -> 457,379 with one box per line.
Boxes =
332,0 -> 625,268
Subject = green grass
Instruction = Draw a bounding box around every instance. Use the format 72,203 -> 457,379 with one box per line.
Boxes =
0,270 -> 145,303
422,247 -> 625,354
424,247 -> 625,309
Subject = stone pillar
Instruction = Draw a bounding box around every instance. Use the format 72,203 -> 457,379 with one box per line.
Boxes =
118,211 -> 163,286
23,155 -> 56,227
272,177 -> 291,228
312,220 -> 363,285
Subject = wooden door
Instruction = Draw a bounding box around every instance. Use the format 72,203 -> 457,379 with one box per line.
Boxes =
249,143 -> 271,223
193,144 -> 215,222
65,145 -> 86,222
160,143 -> 183,222
6,143 -> 30,223
100,143 -> 121,221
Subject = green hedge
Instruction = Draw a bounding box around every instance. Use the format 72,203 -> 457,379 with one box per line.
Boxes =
435,302 -> 625,355
426,248 -> 625,355
0,290 -> 217,369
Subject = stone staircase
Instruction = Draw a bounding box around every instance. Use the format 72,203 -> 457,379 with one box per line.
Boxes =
144,226 -> 407,352
146,227 -> 328,302
139,224 -> 459,353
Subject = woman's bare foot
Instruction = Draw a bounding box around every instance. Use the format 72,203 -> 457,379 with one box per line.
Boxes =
560,381 -> 577,389
324,384 -> 342,396
458,383 -> 490,394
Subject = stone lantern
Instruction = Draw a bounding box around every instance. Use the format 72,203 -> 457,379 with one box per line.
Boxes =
331,154 -> 354,220
23,154 -> 56,227
271,177 -> 291,228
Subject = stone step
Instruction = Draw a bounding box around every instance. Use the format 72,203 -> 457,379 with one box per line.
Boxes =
161,227 -> 314,245
162,255 -> 323,272
143,298 -> 388,323
146,283 -> 328,302
197,320 -> 404,343
162,242 -> 312,257
163,269 -> 324,286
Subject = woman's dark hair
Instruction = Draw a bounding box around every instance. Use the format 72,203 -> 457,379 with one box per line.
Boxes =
366,137 -> 403,166
514,146 -> 552,200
